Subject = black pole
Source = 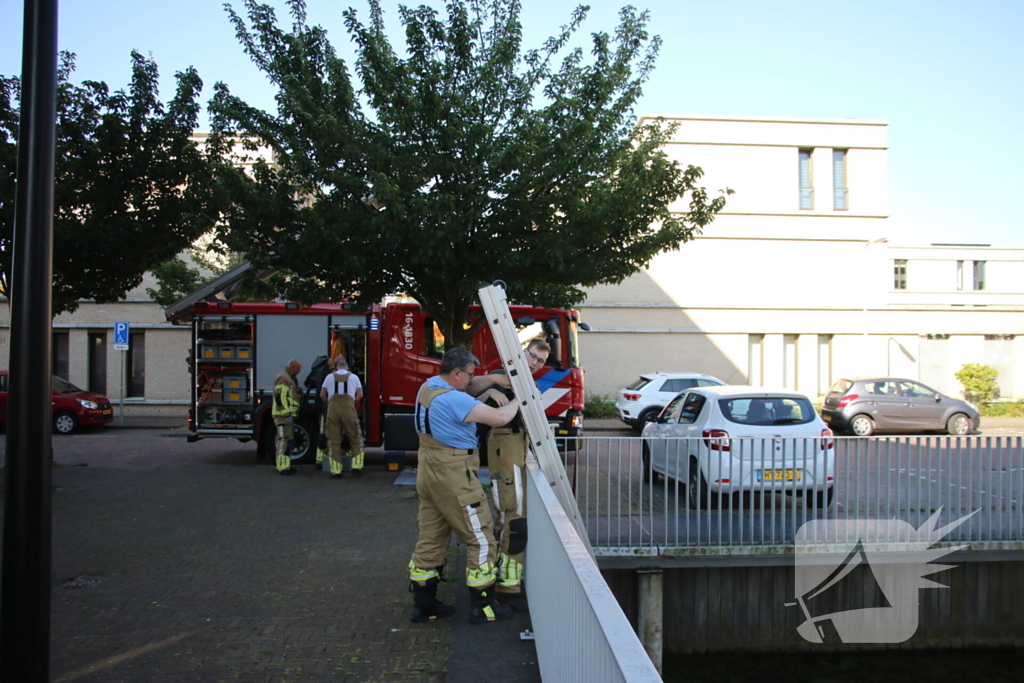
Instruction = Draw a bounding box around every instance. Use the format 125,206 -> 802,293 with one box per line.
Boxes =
1,0 -> 58,680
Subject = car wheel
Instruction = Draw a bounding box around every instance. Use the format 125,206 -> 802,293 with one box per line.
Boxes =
946,413 -> 971,436
636,408 -> 660,431
810,487 -> 834,509
849,414 -> 875,437
53,411 -> 77,435
687,459 -> 718,510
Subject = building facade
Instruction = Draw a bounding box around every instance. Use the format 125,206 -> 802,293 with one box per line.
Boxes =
578,115 -> 1024,403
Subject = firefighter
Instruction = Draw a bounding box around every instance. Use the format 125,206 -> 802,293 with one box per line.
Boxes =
272,359 -> 302,475
319,355 -> 365,478
471,339 -> 550,613
408,348 -> 519,625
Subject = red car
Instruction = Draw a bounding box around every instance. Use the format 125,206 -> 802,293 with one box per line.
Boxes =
0,370 -> 114,434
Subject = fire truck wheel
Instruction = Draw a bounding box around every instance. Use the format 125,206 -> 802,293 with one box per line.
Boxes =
288,416 -> 317,464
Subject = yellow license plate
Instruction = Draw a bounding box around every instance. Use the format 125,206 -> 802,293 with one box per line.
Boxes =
102,409 -> 113,415
759,469 -> 801,481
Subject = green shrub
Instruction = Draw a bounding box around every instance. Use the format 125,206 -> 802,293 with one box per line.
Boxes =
583,393 -> 619,419
980,402 -> 1024,418
955,363 -> 999,404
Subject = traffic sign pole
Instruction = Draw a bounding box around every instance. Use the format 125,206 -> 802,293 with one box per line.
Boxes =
114,322 -> 129,423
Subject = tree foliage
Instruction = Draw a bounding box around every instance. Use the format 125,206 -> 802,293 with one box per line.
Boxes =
955,363 -> 999,404
0,52 -> 224,314
210,0 -> 729,347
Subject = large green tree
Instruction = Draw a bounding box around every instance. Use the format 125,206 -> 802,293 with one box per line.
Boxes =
0,52 -> 224,314
210,0 -> 729,347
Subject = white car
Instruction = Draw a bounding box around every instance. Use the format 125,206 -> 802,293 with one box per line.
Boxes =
615,372 -> 726,430
641,386 -> 835,509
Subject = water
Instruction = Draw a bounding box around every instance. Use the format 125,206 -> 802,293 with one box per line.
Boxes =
663,649 -> 1024,683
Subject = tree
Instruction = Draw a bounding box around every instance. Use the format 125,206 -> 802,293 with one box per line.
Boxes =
955,363 -> 999,404
0,51 -> 225,314
209,0 -> 729,347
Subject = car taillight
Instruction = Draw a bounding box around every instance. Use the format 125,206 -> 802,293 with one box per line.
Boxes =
623,393 -> 642,401
837,394 -> 859,409
821,427 -> 834,449
702,429 -> 730,451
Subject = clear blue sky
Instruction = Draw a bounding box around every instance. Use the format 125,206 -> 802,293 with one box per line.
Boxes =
2,0 -> 1022,247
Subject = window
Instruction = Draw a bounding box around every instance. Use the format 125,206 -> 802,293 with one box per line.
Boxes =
798,149 -> 814,209
662,378 -> 694,393
128,332 -> 145,398
88,332 -> 107,395
678,393 -> 706,424
894,260 -> 907,290
956,261 -> 964,290
832,149 -> 848,210
53,331 -> 70,381
662,393 -> 687,423
973,261 -> 986,290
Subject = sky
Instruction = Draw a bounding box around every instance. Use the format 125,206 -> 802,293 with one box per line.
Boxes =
2,0 -> 1022,247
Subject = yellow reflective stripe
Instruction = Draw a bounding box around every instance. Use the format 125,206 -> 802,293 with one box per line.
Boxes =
499,556 -> 523,585
408,560 -> 438,583
466,562 -> 496,588
352,452 -> 365,469
329,458 -> 343,475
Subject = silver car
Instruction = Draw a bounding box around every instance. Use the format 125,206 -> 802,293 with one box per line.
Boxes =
821,377 -> 980,436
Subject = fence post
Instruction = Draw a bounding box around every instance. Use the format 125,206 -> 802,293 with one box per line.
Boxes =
637,568 -> 664,674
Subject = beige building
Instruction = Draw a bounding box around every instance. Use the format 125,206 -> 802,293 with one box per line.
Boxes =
2,116 -> 1021,415
579,115 -> 1024,403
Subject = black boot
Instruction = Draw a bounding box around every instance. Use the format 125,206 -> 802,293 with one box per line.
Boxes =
469,585 -> 514,625
410,578 -> 455,624
495,592 -> 529,613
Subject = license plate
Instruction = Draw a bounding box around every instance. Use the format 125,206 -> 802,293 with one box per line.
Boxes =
757,469 -> 801,481
102,409 -> 113,415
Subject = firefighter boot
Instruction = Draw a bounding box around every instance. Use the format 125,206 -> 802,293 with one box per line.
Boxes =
410,578 -> 455,624
468,585 -> 513,625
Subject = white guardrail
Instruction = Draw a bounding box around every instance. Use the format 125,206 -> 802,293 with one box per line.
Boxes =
526,459 -> 662,682
559,435 -> 1024,555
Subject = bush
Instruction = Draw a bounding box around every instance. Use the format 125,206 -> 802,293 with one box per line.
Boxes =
955,363 -> 999,404
980,402 -> 1024,418
583,393 -> 619,419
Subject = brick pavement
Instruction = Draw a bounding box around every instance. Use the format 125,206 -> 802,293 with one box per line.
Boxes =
2,435 -> 462,682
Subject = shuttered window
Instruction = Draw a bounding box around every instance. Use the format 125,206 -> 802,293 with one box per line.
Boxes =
833,149 -> 848,210
798,149 -> 813,209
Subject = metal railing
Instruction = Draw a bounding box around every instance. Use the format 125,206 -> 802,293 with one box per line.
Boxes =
565,435 -> 1024,556
525,460 -> 662,682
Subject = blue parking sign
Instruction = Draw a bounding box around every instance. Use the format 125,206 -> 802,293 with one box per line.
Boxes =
114,321 -> 130,350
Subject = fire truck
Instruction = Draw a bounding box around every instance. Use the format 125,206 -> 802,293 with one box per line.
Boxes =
176,299 -> 586,463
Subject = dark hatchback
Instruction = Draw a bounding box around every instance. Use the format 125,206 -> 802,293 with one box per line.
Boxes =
0,370 -> 114,434
821,377 -> 979,436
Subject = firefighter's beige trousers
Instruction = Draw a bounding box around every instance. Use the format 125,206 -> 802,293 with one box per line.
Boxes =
327,394 -> 363,471
410,434 -> 498,589
488,427 -> 527,594
274,416 -> 294,471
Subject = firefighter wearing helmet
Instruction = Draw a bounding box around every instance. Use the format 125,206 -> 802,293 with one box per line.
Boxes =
271,359 -> 302,475
407,348 -> 520,625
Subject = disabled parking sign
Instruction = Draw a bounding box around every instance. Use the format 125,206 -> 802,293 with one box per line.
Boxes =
114,321 -> 130,350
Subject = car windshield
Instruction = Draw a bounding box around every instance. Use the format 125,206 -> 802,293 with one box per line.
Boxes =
52,376 -> 84,393
720,397 -> 817,426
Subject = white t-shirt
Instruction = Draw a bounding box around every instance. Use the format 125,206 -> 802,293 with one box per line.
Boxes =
321,370 -> 362,399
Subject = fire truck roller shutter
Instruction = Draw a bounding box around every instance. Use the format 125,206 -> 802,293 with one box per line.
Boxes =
254,315 -> 329,392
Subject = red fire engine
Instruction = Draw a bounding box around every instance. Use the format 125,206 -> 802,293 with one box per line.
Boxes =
178,300 -> 586,463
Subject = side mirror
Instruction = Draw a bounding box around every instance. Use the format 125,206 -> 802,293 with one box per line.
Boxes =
579,322 -> 591,331
934,393 -> 942,402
